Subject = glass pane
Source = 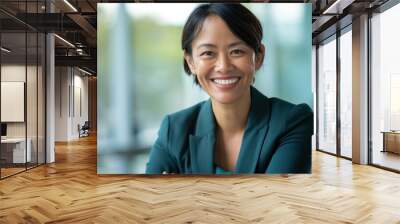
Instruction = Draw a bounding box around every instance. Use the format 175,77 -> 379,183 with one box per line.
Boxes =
26,0 -> 39,169
340,29 -> 352,158
27,31 -> 38,169
371,3 -> 400,171
318,37 -> 337,154
0,1 -> 46,178
38,32 -> 45,165
1,30 -> 27,177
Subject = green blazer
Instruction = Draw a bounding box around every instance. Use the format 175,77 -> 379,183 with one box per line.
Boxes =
146,87 -> 313,174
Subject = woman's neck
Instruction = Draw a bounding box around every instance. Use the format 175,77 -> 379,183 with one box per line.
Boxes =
211,90 -> 251,134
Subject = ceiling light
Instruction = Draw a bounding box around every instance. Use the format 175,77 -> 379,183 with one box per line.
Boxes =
322,0 -> 354,15
63,0 -> 78,12
78,67 -> 92,76
54,34 -> 75,48
1,47 -> 11,53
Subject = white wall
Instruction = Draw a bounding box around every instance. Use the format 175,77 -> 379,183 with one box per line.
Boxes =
55,67 -> 89,141
73,73 -> 89,138
1,65 -> 38,137
1,66 -> 26,137
1,82 -> 25,122
55,66 -> 69,141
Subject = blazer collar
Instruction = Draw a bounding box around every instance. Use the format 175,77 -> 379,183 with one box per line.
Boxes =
189,86 -> 271,174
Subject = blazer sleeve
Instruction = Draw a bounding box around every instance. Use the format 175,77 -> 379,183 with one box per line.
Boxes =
266,103 -> 313,174
145,116 -> 179,174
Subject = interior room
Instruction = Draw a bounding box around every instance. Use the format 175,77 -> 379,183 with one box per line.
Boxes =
0,0 -> 399,223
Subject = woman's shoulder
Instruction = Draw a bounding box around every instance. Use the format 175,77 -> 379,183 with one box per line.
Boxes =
251,87 -> 312,118
156,100 -> 209,160
159,100 -> 211,140
268,97 -> 312,115
268,97 -> 313,131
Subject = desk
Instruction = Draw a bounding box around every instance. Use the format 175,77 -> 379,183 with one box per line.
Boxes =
381,131 -> 400,154
1,138 -> 31,163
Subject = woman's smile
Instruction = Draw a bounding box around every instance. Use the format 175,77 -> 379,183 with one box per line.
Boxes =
210,76 -> 241,90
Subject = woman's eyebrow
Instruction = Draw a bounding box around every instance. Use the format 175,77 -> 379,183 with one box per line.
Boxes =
228,41 -> 246,48
196,41 -> 246,49
197,43 -> 216,49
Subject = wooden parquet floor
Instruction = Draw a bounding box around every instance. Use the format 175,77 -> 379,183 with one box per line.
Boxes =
1,135 -> 400,224
0,167 -> 26,178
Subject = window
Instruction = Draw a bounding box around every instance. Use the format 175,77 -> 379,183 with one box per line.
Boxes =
317,37 -> 337,154
339,29 -> 352,158
371,2 -> 400,171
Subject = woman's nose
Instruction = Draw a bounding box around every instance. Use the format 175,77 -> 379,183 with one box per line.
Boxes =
215,53 -> 232,73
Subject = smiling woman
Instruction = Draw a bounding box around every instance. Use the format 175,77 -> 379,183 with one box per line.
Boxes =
145,3 -> 313,174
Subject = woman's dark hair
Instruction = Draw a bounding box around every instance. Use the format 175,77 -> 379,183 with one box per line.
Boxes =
181,3 -> 263,85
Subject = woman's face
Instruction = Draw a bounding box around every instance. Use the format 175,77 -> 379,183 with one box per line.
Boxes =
185,15 -> 264,105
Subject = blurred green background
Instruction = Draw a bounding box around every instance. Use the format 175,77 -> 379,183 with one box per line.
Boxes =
97,3 -> 312,174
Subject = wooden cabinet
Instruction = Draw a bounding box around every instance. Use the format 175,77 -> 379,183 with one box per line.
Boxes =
382,132 -> 400,154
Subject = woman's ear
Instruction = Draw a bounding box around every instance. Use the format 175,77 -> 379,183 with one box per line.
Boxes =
184,51 -> 196,74
255,44 -> 265,71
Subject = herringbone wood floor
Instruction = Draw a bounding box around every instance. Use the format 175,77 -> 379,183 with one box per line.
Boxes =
1,135 -> 400,224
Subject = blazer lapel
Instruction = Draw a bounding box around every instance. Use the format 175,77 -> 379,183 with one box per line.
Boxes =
189,100 -> 216,174
189,134 -> 215,174
236,87 -> 271,173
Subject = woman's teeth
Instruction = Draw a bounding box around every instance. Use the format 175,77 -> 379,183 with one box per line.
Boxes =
212,78 -> 239,85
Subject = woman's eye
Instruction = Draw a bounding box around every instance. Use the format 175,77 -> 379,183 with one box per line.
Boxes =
231,49 -> 244,56
200,51 -> 214,57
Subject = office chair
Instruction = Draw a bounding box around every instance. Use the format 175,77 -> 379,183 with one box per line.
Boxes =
79,121 -> 90,138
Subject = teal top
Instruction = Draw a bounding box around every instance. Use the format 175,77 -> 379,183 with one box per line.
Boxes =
215,166 -> 234,175
146,86 -> 313,174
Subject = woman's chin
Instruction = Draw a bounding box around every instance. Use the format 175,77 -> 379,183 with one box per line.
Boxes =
211,93 -> 241,105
